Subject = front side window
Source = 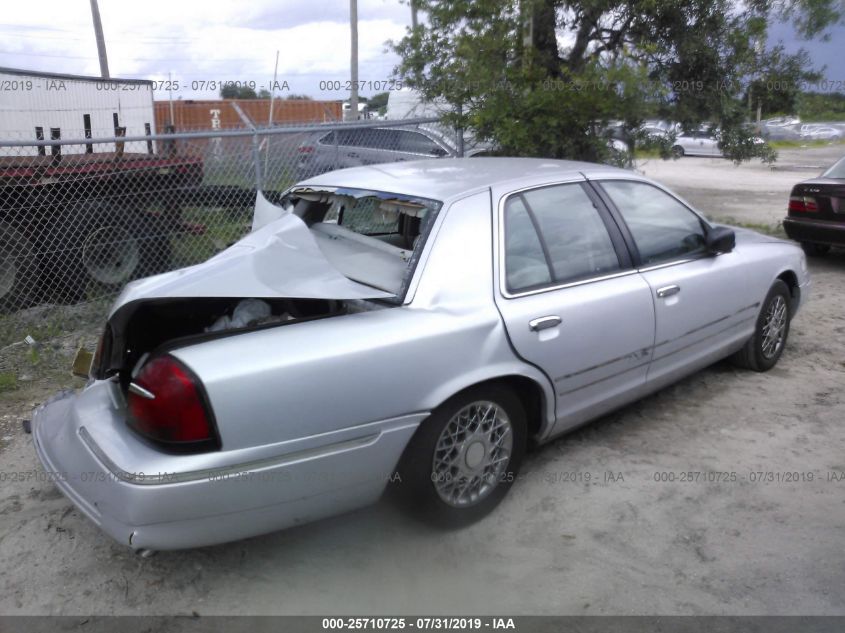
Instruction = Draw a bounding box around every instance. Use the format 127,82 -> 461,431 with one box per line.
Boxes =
503,183 -> 622,293
600,180 -> 708,266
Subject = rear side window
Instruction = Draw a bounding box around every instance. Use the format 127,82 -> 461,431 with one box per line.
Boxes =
396,130 -> 446,155
504,197 -> 551,292
600,180 -> 707,265
503,183 -> 622,293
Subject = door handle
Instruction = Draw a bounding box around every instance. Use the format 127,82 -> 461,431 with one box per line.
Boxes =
529,316 -> 561,332
656,284 -> 680,298
347,152 -> 359,158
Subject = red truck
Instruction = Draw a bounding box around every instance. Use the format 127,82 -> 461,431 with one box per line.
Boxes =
0,150 -> 204,311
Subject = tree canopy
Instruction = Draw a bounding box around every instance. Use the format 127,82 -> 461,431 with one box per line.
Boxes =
393,0 -> 842,163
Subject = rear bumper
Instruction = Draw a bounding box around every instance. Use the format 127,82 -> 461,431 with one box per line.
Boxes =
783,217 -> 845,246
31,382 -> 421,550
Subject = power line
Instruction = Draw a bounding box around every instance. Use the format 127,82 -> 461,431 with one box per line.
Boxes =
0,28 -> 200,44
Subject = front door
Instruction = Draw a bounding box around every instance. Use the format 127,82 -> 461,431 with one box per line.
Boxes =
596,179 -> 752,389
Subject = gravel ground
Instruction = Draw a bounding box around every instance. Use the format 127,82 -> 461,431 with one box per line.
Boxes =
635,143 -> 845,227
0,150 -> 844,616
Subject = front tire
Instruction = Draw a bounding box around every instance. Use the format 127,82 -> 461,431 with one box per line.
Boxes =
0,222 -> 40,313
395,385 -> 527,528
671,145 -> 685,158
731,280 -> 791,372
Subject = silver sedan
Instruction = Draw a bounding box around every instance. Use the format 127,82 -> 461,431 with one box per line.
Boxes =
32,158 -> 809,551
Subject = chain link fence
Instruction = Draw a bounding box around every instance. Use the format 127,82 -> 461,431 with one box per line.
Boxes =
0,116 -> 465,355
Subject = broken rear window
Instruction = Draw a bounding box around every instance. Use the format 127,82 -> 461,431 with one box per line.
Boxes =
285,187 -> 442,300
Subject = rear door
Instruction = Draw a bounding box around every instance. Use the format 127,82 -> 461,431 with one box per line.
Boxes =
594,179 -> 753,389
493,179 -> 656,435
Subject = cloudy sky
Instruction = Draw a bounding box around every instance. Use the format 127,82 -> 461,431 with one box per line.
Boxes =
0,0 -> 411,99
0,0 -> 841,100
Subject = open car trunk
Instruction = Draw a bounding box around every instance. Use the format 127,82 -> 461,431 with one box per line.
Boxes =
93,296 -> 385,383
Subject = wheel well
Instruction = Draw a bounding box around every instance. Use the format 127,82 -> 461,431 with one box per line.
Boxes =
443,376 -> 547,441
777,270 -> 799,312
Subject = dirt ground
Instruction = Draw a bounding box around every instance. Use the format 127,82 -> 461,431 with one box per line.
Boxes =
635,143 -> 845,227
0,147 -> 844,616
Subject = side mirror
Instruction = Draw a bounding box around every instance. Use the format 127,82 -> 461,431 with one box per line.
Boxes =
430,147 -> 448,157
706,225 -> 735,254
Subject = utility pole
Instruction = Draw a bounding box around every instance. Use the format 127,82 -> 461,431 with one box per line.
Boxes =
347,0 -> 359,121
410,0 -> 419,29
89,0 -> 110,78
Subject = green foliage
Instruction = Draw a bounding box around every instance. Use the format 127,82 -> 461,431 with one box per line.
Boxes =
392,0 -> 842,163
220,85 -> 259,99
367,92 -> 390,114
798,92 -> 845,121
0,372 -> 17,392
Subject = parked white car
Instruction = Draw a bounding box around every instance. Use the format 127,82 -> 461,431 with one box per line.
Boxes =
799,126 -> 843,141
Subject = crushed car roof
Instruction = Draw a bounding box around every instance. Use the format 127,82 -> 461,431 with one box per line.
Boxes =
296,157 -> 630,201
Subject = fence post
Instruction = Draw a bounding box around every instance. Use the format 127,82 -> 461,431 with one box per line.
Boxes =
50,128 -> 61,165
115,126 -> 126,158
332,130 -> 339,171
163,124 -> 176,157
252,132 -> 263,193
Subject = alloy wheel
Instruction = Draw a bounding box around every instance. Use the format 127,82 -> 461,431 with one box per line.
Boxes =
432,400 -> 513,508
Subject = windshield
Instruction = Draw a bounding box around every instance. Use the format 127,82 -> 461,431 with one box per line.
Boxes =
822,157 -> 845,178
287,187 -> 442,299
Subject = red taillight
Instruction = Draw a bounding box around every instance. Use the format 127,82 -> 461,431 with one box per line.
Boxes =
298,145 -> 314,154
127,356 -> 217,450
789,195 -> 818,213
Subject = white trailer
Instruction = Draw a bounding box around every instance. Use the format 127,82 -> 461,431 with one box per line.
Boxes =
0,67 -> 156,156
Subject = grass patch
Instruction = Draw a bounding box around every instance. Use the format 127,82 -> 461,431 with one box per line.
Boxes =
634,147 -> 666,159
0,372 -> 17,392
714,218 -> 787,238
769,139 -> 845,150
170,207 -> 252,267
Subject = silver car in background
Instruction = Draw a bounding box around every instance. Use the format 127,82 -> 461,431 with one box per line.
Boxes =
32,158 -> 809,551
296,124 -> 489,178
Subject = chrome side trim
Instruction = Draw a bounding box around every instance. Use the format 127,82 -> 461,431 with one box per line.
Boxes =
502,269 -> 639,299
128,383 -> 155,400
637,257 -> 700,273
553,302 -> 760,395
78,427 -> 381,486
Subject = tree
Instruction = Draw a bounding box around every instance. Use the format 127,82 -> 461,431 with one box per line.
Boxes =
744,47 -> 820,117
393,0 -> 842,163
367,91 -> 390,114
220,85 -> 259,99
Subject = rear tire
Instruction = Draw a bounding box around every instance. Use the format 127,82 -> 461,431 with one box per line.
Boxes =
394,384 -> 527,528
801,242 -> 830,257
731,280 -> 791,372
672,145 -> 685,158
50,202 -> 171,303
